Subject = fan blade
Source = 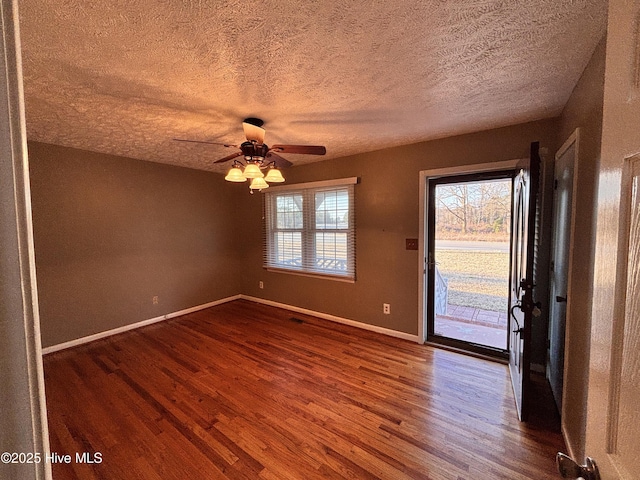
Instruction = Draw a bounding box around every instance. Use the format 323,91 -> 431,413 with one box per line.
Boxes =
266,152 -> 293,168
214,151 -> 243,164
271,145 -> 326,155
174,138 -> 238,148
242,122 -> 266,144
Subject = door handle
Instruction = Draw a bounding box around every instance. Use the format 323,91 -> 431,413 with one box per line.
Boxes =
556,453 -> 600,480
510,303 -> 525,335
555,296 -> 567,303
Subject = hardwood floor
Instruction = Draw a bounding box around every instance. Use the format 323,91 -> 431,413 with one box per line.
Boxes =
43,299 -> 564,479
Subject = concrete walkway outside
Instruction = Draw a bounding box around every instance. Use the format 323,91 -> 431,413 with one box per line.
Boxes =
441,304 -> 508,328
435,304 -> 508,350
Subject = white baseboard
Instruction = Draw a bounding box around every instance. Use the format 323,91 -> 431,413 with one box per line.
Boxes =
240,295 -> 422,343
42,295 -> 242,355
42,293 -> 422,355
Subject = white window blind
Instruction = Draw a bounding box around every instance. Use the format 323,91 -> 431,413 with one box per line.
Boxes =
263,179 -> 356,281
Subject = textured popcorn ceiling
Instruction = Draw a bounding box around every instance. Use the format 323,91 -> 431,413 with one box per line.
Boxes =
19,0 -> 606,173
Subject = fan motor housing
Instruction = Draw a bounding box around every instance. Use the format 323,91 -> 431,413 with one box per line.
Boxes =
241,141 -> 269,161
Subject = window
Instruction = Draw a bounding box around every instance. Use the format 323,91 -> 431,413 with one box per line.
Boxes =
264,178 -> 357,281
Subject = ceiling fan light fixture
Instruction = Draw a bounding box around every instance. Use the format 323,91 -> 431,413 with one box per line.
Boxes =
176,118 -> 325,193
249,177 -> 269,190
224,166 -> 246,182
243,162 -> 264,178
264,167 -> 285,183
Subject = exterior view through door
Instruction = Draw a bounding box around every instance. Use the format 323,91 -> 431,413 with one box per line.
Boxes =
427,171 -> 513,354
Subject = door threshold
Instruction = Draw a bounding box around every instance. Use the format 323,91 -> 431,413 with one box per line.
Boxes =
424,340 -> 508,364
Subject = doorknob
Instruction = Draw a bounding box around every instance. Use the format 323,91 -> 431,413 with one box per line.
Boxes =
556,453 -> 600,480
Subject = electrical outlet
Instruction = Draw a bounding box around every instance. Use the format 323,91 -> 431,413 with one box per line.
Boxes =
152,296 -> 159,305
383,303 -> 390,315
259,281 -> 264,289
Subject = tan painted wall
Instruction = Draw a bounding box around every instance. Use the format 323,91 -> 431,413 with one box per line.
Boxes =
556,35 -> 606,460
30,118 -> 566,363
238,119 -> 559,351
29,142 -> 245,348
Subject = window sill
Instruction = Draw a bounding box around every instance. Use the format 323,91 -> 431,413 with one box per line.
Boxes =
265,267 -> 355,283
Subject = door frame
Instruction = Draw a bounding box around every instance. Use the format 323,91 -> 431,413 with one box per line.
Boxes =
0,1 -> 51,479
549,128 -> 581,457
418,159 -> 521,345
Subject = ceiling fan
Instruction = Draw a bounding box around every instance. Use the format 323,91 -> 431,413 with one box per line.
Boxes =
174,118 -> 326,190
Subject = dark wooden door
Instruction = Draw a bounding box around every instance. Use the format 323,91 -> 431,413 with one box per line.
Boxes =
508,142 -> 541,421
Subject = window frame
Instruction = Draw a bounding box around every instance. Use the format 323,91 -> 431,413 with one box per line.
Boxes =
263,177 -> 358,282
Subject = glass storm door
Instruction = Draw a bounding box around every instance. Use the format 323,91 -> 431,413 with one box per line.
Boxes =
508,142 -> 541,421
427,170 -> 514,357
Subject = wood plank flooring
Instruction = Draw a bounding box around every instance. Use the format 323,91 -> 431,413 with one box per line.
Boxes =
43,299 -> 564,479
